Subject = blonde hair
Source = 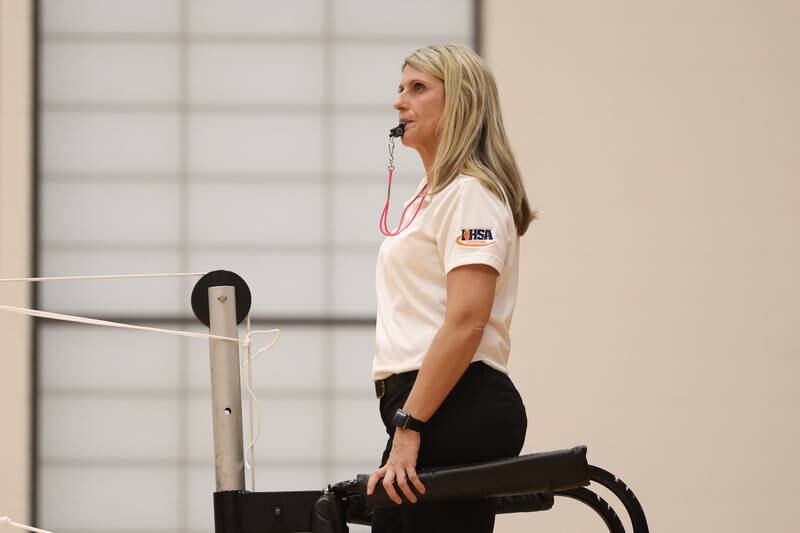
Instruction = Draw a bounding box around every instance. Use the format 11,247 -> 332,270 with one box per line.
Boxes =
404,44 -> 536,235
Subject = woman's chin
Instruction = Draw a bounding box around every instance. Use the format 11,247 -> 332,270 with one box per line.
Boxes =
400,135 -> 417,149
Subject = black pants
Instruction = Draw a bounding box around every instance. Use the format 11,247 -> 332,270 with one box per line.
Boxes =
371,361 -> 528,533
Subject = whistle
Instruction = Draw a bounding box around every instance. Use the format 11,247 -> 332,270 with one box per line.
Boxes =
389,122 -> 406,138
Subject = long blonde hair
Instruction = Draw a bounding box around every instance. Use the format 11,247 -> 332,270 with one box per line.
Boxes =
404,44 -> 536,235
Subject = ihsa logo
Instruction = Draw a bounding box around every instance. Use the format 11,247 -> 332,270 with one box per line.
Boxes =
456,228 -> 496,247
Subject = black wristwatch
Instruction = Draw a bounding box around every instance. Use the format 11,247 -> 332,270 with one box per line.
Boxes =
390,408 -> 425,432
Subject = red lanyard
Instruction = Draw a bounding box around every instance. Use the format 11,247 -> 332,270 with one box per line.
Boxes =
379,167 -> 429,236
379,134 -> 429,237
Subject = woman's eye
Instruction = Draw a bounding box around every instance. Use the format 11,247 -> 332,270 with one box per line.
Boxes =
414,83 -> 424,92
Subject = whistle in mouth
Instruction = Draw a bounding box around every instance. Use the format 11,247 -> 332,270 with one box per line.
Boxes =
389,122 -> 406,137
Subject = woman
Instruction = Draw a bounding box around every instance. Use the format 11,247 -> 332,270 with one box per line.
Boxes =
366,44 -> 535,533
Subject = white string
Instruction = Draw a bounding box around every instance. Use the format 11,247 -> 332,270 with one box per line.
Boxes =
0,272 -> 207,283
0,515 -> 54,533
243,313 -> 256,491
0,271 -> 285,510
0,305 -> 244,346
241,314 -> 281,492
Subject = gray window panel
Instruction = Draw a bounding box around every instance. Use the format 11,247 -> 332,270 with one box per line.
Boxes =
331,327 -> 376,392
188,0 -> 325,36
332,398 -> 386,461
188,114 -> 324,174
187,397 -> 327,461
39,250 -> 185,316
39,466 -> 180,530
334,43 -> 432,106
37,1 -> 476,529
186,326 -> 326,392
43,42 -> 180,103
332,111 -> 427,176
40,397 -> 181,460
42,182 -> 181,244
40,324 -> 182,390
189,44 -> 324,105
331,251 -> 379,316
333,0 -> 472,37
187,184 -> 325,245
187,251 -> 327,316
42,0 -> 181,35
42,111 -> 181,174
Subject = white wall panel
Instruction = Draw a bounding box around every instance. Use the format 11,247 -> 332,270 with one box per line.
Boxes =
42,0 -> 180,34
43,42 -> 180,103
331,327 -> 375,391
332,398 -> 385,461
39,467 -> 180,530
42,111 -> 180,173
188,184 -> 324,244
333,0 -> 471,37
189,0 -> 325,35
40,397 -> 180,460
189,114 -> 323,173
40,324 -> 181,390
190,44 -> 324,104
42,182 -> 181,243
332,251 -> 379,315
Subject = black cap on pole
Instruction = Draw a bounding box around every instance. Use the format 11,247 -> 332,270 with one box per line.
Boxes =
191,270 -> 252,327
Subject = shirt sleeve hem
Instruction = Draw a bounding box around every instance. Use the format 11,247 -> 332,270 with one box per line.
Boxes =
445,254 -> 505,275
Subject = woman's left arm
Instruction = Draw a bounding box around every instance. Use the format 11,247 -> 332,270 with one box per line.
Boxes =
403,262 -> 498,420
366,263 -> 498,504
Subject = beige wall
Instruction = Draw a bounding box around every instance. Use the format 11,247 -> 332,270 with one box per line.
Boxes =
485,1 -> 800,532
0,0 -> 33,525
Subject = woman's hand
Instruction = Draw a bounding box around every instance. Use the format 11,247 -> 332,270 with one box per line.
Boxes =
366,428 -> 427,504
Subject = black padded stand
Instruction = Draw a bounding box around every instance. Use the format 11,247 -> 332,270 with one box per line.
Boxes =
210,446 -> 648,533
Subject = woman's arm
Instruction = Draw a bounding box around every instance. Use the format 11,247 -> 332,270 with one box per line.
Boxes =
367,262 -> 499,504
402,262 -> 498,421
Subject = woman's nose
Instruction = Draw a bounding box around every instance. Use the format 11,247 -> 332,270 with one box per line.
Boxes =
393,94 -> 407,111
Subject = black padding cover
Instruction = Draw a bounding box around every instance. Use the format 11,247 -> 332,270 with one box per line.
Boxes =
494,492 -> 555,514
360,446 -> 589,508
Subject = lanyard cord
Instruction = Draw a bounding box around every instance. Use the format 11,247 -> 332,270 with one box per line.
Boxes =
379,135 -> 428,236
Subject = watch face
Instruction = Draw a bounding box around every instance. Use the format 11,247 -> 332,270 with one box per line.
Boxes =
392,409 -> 409,429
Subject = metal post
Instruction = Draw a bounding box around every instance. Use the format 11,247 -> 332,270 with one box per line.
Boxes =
208,285 -> 245,491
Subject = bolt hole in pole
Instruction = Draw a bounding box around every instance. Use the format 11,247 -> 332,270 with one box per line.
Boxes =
224,408 -> 232,416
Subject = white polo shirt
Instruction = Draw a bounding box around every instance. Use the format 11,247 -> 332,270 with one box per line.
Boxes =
373,174 -> 520,380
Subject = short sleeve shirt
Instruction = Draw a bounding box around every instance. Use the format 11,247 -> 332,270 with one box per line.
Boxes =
373,174 -> 520,380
